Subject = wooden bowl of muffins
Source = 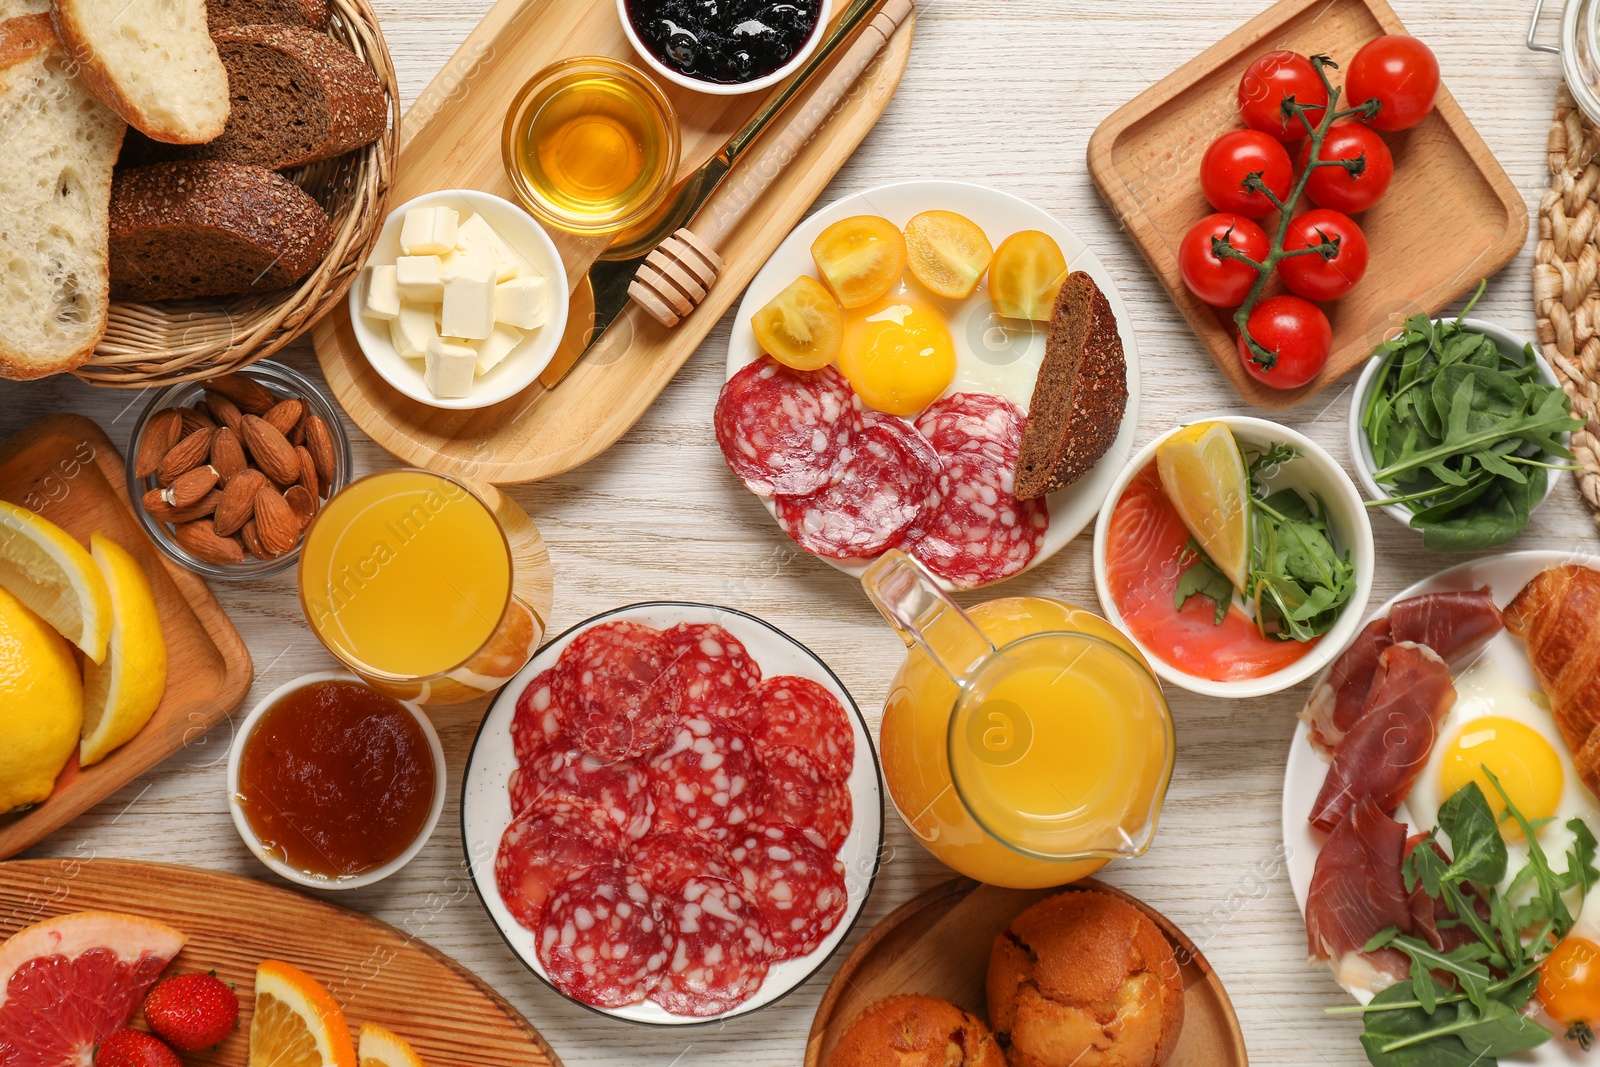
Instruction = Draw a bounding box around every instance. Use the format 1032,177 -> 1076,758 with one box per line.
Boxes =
807,880 -> 1246,1067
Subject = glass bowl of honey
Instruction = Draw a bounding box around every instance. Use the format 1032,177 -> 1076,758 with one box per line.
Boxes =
502,56 -> 681,237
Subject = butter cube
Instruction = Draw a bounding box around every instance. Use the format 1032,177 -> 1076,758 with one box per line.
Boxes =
424,337 -> 478,398
441,243 -> 494,285
396,255 -> 443,302
359,264 -> 399,321
474,323 -> 524,376
456,214 -> 520,282
441,260 -> 497,340
389,303 -> 437,359
400,206 -> 459,256
495,275 -> 548,331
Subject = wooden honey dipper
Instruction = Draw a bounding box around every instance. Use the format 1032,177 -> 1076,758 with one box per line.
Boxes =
628,0 -> 917,327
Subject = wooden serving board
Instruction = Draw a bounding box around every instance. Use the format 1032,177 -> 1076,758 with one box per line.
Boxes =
0,416 -> 253,860
311,0 -> 915,485
0,858 -> 562,1067
806,878 -> 1247,1067
1087,0 -> 1527,410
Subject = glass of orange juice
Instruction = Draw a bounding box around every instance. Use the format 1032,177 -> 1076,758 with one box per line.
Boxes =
297,469 -> 552,706
864,550 -> 1174,888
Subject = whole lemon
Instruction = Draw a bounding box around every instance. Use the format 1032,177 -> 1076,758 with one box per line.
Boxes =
0,585 -> 84,813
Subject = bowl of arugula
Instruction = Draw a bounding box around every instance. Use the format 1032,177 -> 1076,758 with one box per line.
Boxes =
1351,294 -> 1581,552
1092,415 -> 1374,700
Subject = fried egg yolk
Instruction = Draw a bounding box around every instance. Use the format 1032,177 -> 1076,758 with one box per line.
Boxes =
1438,715 -> 1564,831
838,292 -> 956,417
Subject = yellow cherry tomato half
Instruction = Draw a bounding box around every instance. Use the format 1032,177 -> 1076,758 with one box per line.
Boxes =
811,215 -> 908,309
989,230 -> 1068,321
1539,936 -> 1600,1035
750,275 -> 845,371
903,210 -> 993,300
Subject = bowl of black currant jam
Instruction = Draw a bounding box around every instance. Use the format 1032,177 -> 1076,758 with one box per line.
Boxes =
618,0 -> 832,95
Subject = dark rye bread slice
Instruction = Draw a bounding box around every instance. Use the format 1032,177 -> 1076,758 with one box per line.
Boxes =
120,23 -> 384,171
205,0 -> 328,30
1013,272 -> 1129,501
109,161 -> 332,301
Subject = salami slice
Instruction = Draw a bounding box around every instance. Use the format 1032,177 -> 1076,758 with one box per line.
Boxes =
758,745 -> 853,852
714,356 -> 863,497
914,392 -> 1025,467
538,866 -> 672,1008
663,622 -> 762,725
494,806 -> 622,930
511,747 -> 654,840
647,718 -> 764,840
650,876 -> 771,1017
908,453 -> 1048,589
773,412 -> 942,560
730,824 -> 847,961
746,676 -> 854,780
627,827 -> 739,893
511,668 -> 564,763
554,620 -> 682,760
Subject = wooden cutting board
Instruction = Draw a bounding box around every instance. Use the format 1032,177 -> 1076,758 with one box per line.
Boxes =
0,415 -> 253,860
312,0 -> 914,485
806,878 -> 1248,1067
0,858 -> 562,1067
1086,0 -> 1526,409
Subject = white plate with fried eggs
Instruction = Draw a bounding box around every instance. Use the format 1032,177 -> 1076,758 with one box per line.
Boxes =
725,180 -> 1142,589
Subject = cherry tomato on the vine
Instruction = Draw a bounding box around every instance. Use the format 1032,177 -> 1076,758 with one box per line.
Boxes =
1237,51 -> 1329,142
1344,35 -> 1440,132
1298,122 -> 1394,214
1277,208 -> 1369,301
1539,936 -> 1600,1037
1237,294 -> 1331,390
1179,213 -> 1270,308
1200,130 -> 1294,219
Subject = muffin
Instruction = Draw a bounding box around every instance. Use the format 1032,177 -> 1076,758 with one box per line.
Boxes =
829,994 -> 1006,1067
986,890 -> 1184,1067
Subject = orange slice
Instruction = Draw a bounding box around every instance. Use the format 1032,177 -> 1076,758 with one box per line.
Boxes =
357,1023 -> 425,1067
989,230 -> 1068,321
810,215 -> 907,309
751,276 -> 845,370
250,960 -> 356,1067
904,210 -> 993,299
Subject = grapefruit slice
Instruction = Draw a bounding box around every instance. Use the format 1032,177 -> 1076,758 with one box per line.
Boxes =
0,911 -> 187,1067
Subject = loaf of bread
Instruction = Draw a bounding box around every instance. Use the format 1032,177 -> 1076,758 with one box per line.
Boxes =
50,0 -> 228,143
1013,271 -> 1129,501
0,15 -> 125,380
828,995 -> 1005,1067
109,161 -> 332,301
120,23 -> 384,171
206,0 -> 328,30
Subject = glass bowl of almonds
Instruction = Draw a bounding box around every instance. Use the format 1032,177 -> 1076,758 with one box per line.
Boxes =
125,361 -> 353,580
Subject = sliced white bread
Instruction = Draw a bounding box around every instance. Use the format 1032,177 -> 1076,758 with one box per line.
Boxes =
0,0 -> 47,18
50,0 -> 228,144
0,15 -> 125,381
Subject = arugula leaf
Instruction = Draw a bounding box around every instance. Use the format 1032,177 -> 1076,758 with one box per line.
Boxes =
1174,540 -> 1231,625
1563,819 -> 1600,895
1438,783 -> 1507,886
1359,986 -> 1482,1067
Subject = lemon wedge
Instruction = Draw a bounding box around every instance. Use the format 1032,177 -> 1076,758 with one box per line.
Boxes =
357,1024 -> 426,1067
251,960 -> 356,1067
1155,421 -> 1252,592
0,500 -> 111,662
0,586 -> 83,812
79,534 -> 168,767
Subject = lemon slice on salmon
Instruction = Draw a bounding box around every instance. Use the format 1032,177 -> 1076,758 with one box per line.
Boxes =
79,534 -> 169,767
251,960 -> 356,1067
1155,421 -> 1252,592
0,500 -> 111,662
357,1024 -> 425,1067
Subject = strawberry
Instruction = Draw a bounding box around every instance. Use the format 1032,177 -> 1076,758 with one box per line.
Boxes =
95,1029 -> 182,1067
142,973 -> 239,1051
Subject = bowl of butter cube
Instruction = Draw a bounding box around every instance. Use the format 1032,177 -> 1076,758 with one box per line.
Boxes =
349,190 -> 570,410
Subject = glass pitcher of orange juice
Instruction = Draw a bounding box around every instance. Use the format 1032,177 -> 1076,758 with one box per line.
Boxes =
864,550 -> 1174,889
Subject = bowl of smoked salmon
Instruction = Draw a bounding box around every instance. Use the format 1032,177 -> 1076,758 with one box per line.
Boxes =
1091,416 -> 1374,700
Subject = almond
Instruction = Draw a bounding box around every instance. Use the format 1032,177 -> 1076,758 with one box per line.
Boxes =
294,445 -> 318,500
210,426 -> 247,484
179,406 -> 216,437
301,415 -> 336,492
288,416 -> 306,446
254,485 -> 299,557
263,398 -> 303,437
134,409 -> 184,479
143,488 -> 220,524
213,469 -> 266,536
240,519 -> 268,560
241,415 -> 300,486
156,428 -> 213,487
166,465 -> 219,509
173,519 -> 246,565
204,391 -> 244,434
284,485 -> 317,532
208,373 -> 276,415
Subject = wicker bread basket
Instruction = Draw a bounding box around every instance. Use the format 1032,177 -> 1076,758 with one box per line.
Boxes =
74,0 -> 398,388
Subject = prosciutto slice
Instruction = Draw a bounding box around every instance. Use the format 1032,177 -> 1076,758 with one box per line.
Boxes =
1307,796 -> 1413,989
1304,589 -> 1501,752
1309,643 -> 1457,832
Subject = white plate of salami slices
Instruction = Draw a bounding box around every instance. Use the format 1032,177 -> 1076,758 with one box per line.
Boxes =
462,602 -> 884,1026
722,179 -> 1141,591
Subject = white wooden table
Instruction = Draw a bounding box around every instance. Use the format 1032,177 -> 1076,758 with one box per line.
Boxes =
4,1 -> 1589,1063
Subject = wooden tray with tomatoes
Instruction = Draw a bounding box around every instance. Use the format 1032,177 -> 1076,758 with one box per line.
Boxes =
1087,0 -> 1526,409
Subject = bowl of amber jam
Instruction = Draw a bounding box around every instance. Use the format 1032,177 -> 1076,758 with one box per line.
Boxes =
227,672 -> 446,890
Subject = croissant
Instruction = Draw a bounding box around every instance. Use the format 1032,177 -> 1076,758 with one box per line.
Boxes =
1503,565 -> 1600,791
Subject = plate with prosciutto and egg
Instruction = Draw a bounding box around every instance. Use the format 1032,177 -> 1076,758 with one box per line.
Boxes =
1284,551 -> 1600,1062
